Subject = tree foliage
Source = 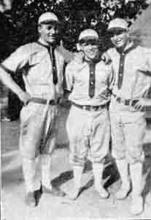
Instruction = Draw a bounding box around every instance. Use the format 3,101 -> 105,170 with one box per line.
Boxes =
0,0 -> 149,60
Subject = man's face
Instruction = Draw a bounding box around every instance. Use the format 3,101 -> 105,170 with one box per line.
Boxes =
80,40 -> 99,61
38,23 -> 59,45
109,29 -> 129,49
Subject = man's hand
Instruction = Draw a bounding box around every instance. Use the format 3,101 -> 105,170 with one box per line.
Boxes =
18,91 -> 31,105
101,52 -> 112,64
57,96 -> 71,108
134,98 -> 151,110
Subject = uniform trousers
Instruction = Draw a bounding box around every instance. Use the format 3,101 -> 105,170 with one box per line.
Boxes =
110,98 -> 146,164
66,105 -> 110,166
19,102 -> 57,193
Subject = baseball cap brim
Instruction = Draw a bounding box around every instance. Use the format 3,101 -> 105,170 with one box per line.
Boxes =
39,20 -> 60,25
79,36 -> 99,44
107,27 -> 127,32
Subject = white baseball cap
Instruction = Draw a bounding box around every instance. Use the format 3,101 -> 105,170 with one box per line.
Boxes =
107,18 -> 128,32
78,29 -> 99,42
38,12 -> 59,24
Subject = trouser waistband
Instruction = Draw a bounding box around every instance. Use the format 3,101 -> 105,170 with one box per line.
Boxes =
29,97 -> 56,105
72,102 -> 107,111
112,94 -> 138,106
112,94 -> 151,111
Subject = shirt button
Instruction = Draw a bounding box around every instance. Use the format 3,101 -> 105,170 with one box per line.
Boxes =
90,82 -> 94,85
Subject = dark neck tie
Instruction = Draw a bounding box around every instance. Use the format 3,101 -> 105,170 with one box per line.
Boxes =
118,52 -> 125,89
117,45 -> 137,89
37,41 -> 58,85
89,62 -> 96,98
50,47 -> 58,85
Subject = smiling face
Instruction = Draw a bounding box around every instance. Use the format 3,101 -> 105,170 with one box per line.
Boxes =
80,40 -> 99,61
38,23 -> 59,45
109,29 -> 129,50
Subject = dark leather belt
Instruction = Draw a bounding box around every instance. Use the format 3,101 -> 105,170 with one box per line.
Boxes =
72,102 -> 106,111
113,94 -> 151,111
113,94 -> 138,106
29,97 -> 56,105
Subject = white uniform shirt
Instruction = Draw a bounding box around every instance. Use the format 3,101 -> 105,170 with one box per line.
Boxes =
2,41 -> 65,100
107,42 -> 151,100
65,59 -> 114,106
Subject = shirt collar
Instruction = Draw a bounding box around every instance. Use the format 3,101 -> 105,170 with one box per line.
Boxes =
116,41 -> 134,54
37,38 -> 55,50
84,54 -> 102,65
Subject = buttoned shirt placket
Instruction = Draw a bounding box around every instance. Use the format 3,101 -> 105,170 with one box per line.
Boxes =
118,52 -> 125,89
49,47 -> 58,85
89,62 -> 96,98
37,41 -> 58,85
117,45 -> 137,90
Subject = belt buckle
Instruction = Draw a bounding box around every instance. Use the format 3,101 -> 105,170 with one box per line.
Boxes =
83,106 -> 87,110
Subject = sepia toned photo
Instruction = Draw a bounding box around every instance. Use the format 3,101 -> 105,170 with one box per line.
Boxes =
1,0 -> 151,219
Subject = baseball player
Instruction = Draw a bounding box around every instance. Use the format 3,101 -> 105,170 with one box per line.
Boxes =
0,12 -> 65,207
65,29 -> 114,200
107,18 -> 151,215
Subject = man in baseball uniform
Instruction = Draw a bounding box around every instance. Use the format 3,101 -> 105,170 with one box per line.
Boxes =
107,18 -> 151,215
65,29 -> 114,200
0,12 -> 65,207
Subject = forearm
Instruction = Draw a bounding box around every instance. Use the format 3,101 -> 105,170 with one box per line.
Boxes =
64,89 -> 71,100
0,67 -> 25,100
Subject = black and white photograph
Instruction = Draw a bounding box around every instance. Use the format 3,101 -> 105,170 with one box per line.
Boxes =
1,0 -> 151,219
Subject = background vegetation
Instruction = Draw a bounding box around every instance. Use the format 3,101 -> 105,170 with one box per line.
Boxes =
0,0 -> 150,61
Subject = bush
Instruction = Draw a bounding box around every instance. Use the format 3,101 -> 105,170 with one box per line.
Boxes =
0,0 -> 149,59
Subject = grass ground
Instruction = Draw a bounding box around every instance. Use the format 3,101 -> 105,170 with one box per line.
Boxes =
1,107 -> 151,220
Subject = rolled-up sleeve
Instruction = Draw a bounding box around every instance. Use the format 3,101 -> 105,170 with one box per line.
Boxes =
1,45 -> 31,73
138,48 -> 151,75
65,63 -> 74,92
107,63 -> 115,91
145,48 -> 151,73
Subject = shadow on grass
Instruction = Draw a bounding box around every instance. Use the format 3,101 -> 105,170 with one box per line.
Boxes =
51,154 -> 120,194
2,166 -> 23,187
143,142 -> 151,200
51,170 -> 73,187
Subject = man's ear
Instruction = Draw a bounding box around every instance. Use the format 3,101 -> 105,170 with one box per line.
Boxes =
76,43 -> 82,51
38,24 -> 42,34
126,28 -> 130,38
